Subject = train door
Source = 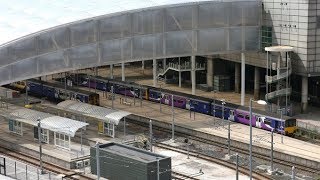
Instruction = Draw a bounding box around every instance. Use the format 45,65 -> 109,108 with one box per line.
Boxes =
229,110 -> 235,121
256,116 -> 262,128
164,95 -> 169,105
186,99 -> 191,110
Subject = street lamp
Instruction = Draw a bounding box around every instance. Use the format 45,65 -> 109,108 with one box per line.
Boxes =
213,90 -> 217,124
249,98 -> 267,179
278,108 -> 284,144
37,118 -> 44,174
159,84 -> 162,113
221,99 -> 226,127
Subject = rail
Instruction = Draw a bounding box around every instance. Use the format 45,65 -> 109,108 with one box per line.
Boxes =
0,146 -> 94,180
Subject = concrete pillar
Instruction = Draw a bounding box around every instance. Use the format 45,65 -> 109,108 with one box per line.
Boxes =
241,53 -> 245,106
142,60 -> 145,69
206,57 -> 213,87
179,71 -> 181,88
163,59 -> 167,81
178,58 -> 181,87
122,62 -> 125,81
254,67 -> 260,100
301,76 -> 308,113
235,63 -> 240,93
110,64 -> 113,79
153,59 -> 157,87
191,56 -> 196,95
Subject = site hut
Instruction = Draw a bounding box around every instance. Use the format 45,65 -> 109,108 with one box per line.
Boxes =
7,108 -> 88,150
91,142 -> 171,180
57,100 -> 131,138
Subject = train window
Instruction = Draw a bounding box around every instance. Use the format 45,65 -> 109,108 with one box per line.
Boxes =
285,119 -> 296,127
237,114 -> 244,119
264,119 -> 271,126
178,100 -> 183,104
245,115 -> 250,120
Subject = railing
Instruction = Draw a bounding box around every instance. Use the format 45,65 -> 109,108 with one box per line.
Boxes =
297,121 -> 320,134
265,68 -> 292,83
265,88 -> 292,100
157,62 -> 205,77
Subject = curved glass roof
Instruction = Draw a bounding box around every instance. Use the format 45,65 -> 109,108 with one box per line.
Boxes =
0,0 -> 216,45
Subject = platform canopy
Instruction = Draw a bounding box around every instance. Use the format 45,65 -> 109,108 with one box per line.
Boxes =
57,100 -> 131,125
9,108 -> 88,137
264,46 -> 293,52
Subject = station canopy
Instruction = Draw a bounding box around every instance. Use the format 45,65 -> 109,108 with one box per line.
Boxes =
9,108 -> 88,137
0,0 -> 213,45
57,100 -> 131,125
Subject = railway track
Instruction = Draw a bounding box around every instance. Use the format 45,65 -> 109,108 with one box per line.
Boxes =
129,118 -> 320,178
172,171 -> 200,180
0,146 -> 94,180
157,143 -> 270,180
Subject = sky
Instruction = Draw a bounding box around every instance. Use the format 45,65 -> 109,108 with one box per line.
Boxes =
0,0 -> 215,45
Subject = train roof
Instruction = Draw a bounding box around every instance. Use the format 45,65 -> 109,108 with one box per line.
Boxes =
236,106 -> 292,121
28,79 -> 98,96
149,86 -> 212,102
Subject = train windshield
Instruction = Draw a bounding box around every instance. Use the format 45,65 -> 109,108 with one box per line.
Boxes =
285,119 -> 296,127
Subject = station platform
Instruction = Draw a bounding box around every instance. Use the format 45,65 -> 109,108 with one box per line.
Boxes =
96,90 -> 320,169
0,103 -> 134,170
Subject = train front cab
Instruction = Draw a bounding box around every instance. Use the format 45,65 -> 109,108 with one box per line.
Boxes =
285,118 -> 297,136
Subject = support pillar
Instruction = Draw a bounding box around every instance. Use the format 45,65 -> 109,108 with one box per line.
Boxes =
153,59 -> 157,87
301,76 -> 308,113
163,59 -> 167,81
142,60 -> 145,70
254,67 -> 260,100
179,71 -> 182,88
191,56 -> 196,95
206,57 -> 213,87
241,53 -> 245,106
122,62 -> 125,81
235,63 -> 240,93
110,64 -> 113,79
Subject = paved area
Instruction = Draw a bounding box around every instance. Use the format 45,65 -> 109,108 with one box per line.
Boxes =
154,144 -> 249,180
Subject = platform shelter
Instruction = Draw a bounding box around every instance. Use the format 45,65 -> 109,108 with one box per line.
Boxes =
6,108 -> 88,150
57,100 -> 131,138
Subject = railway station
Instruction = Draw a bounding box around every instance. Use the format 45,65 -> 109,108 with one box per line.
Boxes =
0,0 -> 320,179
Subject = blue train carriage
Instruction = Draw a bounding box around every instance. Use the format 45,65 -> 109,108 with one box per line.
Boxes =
49,80 -> 100,106
108,79 -> 149,100
27,79 -> 99,105
187,96 -> 212,115
84,75 -> 108,91
211,101 -> 238,120
148,87 -> 187,109
265,115 -> 297,136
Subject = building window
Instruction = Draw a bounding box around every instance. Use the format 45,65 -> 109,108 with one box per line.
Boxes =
55,132 -> 70,150
261,26 -> 272,50
8,120 -> 23,135
317,16 -> 320,28
104,122 -> 114,137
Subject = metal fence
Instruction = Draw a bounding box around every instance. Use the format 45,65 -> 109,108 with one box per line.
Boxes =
297,121 -> 320,134
0,156 -> 62,180
0,1 -> 261,86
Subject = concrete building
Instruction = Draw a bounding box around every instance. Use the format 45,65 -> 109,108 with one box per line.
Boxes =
0,0 -> 318,114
